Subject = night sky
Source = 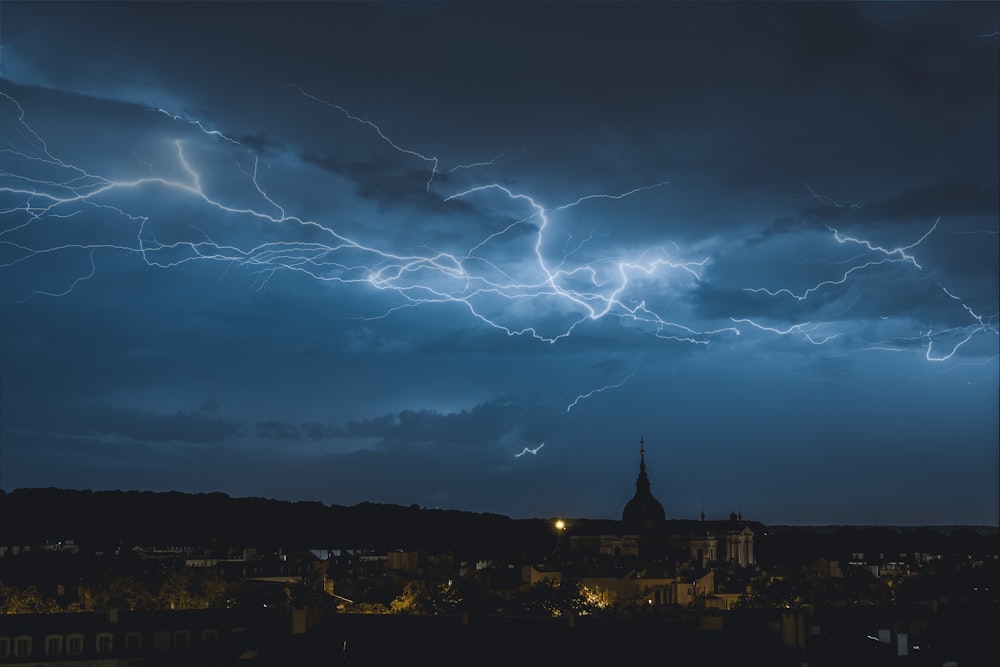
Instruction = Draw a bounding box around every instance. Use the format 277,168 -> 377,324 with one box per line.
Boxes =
1,2 -> 997,526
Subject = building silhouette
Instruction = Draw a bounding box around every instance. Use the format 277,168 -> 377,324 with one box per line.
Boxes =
570,437 -> 756,569
622,437 -> 666,527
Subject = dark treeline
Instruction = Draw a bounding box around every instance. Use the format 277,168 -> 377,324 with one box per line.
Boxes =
0,488 -> 555,560
3,488 -> 996,567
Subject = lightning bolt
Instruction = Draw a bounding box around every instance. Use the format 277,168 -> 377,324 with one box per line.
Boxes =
924,285 -> 999,362
743,219 -> 938,301
447,146 -> 529,174
566,372 -> 637,412
1,81 -> 996,394
514,443 -> 545,458
17,250 -> 97,302
831,218 -> 937,269
155,108 -> 241,145
799,182 -> 861,210
285,84 -> 440,190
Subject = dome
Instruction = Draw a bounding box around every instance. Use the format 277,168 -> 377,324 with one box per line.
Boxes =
623,493 -> 666,523
622,438 -> 666,524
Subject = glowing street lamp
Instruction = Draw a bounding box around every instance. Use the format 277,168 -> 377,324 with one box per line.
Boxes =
552,519 -> 567,557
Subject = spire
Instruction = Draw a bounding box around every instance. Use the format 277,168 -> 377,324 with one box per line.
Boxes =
635,436 -> 651,493
622,435 -> 665,524
639,436 -> 646,475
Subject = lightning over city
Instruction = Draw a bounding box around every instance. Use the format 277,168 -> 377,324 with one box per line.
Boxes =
1,1 -> 996,526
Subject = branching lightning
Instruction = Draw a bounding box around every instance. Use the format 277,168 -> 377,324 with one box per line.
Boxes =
0,85 -> 720,379
156,108 -> 241,145
743,219 -> 938,301
924,285 -> 999,362
1,82 -> 997,391
285,84 -> 440,190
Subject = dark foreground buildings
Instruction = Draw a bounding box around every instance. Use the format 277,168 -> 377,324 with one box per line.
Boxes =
1,438 -> 996,665
0,606 -> 810,666
2,594 -> 994,666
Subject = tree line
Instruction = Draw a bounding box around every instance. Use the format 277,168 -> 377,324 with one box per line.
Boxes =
0,488 -> 554,558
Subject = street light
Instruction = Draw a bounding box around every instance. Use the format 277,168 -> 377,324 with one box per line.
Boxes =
552,519 -> 567,558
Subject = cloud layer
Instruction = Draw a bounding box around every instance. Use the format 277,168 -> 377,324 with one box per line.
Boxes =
1,2 -> 997,525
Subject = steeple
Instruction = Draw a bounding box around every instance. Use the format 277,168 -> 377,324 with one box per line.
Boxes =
635,436 -> 651,494
622,435 -> 666,524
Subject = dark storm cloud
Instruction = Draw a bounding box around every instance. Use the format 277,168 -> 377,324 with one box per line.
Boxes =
756,1 -> 994,93
4,432 -> 164,464
301,422 -> 338,442
793,182 -> 1000,226
691,283 -> 812,322
233,131 -> 285,156
696,256 -> 987,340
1,2 -> 996,525
590,358 -> 629,376
758,216 -> 801,241
58,405 -> 245,445
340,399 -> 533,449
255,420 -> 302,442
861,182 -> 1000,222
300,151 -> 473,219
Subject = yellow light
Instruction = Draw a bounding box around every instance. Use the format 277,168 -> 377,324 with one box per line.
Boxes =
554,519 -> 566,531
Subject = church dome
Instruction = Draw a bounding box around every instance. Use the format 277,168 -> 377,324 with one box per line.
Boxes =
623,493 -> 666,523
622,438 -> 666,523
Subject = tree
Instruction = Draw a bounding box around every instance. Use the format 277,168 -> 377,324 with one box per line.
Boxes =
348,601 -> 389,614
511,579 -> 577,617
0,582 -> 60,614
158,569 -> 202,610
283,570 -> 333,609
389,583 -> 434,614
199,570 -> 235,608
155,568 -> 236,610
574,583 -> 616,616
92,575 -> 155,612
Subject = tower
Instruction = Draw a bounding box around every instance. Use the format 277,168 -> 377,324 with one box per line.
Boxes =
622,436 -> 666,525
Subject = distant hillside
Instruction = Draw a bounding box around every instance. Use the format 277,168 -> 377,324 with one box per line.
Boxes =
3,489 -> 996,568
0,488 -> 555,559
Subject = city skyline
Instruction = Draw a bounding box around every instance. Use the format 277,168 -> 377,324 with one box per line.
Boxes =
1,2 -> 997,525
